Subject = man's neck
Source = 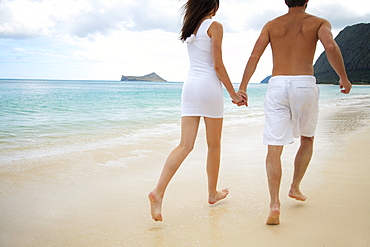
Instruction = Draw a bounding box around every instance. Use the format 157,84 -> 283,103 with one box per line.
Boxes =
288,6 -> 306,14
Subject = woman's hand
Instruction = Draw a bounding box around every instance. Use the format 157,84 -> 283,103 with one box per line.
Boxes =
236,90 -> 248,107
230,91 -> 247,106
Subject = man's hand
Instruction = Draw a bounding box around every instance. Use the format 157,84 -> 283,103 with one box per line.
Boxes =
230,92 -> 245,106
339,78 -> 352,94
236,90 -> 248,107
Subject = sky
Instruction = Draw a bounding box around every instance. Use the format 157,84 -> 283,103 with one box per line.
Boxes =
0,0 -> 369,83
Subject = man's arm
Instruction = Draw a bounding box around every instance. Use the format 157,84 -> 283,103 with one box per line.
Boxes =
318,20 -> 352,94
239,24 -> 270,94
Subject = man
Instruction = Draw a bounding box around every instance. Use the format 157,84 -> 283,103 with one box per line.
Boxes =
238,0 -> 352,225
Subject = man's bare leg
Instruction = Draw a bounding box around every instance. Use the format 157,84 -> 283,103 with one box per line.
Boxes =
266,145 -> 283,225
149,117 -> 200,221
204,117 -> 229,204
289,136 -> 314,201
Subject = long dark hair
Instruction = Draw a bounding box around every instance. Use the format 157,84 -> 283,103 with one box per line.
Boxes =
180,0 -> 219,41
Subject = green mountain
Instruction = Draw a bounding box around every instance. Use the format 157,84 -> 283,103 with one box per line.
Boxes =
314,23 -> 370,84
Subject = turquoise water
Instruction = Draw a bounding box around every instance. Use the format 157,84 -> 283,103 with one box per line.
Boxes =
0,79 -> 369,168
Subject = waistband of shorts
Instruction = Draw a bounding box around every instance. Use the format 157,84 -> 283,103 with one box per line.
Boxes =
269,75 -> 316,86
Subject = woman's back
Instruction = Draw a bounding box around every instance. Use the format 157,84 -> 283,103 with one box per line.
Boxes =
186,19 -> 216,77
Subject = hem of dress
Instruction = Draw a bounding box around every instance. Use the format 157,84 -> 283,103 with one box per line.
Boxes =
181,114 -> 223,119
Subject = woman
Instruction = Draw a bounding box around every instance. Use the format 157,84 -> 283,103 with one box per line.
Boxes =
149,0 -> 244,221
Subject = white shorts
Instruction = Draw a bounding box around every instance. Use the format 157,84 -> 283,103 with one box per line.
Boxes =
263,75 -> 319,146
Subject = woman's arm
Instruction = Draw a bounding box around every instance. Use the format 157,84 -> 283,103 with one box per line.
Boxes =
208,21 -> 245,105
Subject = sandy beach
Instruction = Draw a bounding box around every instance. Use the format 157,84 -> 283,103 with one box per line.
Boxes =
1,98 -> 370,246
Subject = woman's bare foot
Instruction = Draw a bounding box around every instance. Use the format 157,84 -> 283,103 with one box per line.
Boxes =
289,188 -> 307,201
148,191 -> 163,221
266,207 -> 280,225
208,188 -> 229,204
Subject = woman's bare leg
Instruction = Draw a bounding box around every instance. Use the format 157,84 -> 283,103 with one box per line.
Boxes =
204,117 -> 229,204
149,116 -> 200,221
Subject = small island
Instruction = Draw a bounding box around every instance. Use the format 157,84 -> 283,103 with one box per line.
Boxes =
121,72 -> 167,82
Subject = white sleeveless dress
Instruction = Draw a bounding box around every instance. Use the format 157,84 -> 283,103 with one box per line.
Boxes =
181,19 -> 224,118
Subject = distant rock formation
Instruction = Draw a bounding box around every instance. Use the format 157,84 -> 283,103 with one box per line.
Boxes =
260,75 -> 272,83
121,72 -> 166,82
314,23 -> 370,84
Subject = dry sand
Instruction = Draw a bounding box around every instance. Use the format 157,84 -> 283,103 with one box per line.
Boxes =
1,104 -> 369,246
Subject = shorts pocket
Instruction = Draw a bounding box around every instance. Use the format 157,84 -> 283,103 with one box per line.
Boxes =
266,86 -> 287,106
296,86 -> 315,92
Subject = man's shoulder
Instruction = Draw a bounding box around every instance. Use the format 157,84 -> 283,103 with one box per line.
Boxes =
264,17 -> 282,28
269,14 -> 287,23
265,14 -> 291,26
305,14 -> 327,23
305,15 -> 330,31
266,13 -> 327,27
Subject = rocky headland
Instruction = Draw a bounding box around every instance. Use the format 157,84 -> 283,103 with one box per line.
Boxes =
121,72 -> 166,82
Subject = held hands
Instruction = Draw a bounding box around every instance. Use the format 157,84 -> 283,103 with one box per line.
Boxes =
231,90 -> 248,107
237,91 -> 248,106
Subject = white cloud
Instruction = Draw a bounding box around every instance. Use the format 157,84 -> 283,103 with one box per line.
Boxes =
309,1 -> 370,30
0,0 -> 184,38
0,0 -> 368,81
0,0 -> 53,38
70,29 -> 187,81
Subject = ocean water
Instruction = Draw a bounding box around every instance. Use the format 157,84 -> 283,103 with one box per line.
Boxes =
0,79 -> 369,171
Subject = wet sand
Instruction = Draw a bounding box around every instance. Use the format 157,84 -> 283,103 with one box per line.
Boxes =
1,104 -> 370,246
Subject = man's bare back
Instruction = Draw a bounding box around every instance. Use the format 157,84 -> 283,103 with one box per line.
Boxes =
238,3 -> 350,95
267,10 -> 325,76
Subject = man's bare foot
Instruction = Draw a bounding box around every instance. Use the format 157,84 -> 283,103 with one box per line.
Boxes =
148,191 -> 163,221
266,207 -> 280,225
209,188 -> 229,204
289,189 -> 307,201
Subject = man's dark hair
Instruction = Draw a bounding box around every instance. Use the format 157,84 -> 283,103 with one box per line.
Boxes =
285,0 -> 306,7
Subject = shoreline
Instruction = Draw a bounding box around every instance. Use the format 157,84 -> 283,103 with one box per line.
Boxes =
1,94 -> 370,246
